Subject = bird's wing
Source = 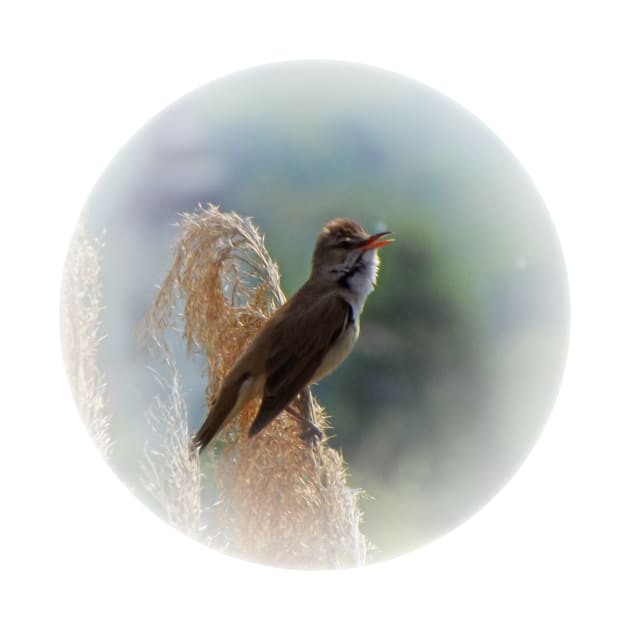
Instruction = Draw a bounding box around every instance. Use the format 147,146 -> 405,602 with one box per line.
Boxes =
248,294 -> 352,437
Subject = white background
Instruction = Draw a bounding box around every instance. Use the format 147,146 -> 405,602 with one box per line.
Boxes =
1,2 -> 628,628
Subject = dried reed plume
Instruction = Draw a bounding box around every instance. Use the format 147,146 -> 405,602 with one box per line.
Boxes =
60,219 -> 112,460
141,204 -> 367,568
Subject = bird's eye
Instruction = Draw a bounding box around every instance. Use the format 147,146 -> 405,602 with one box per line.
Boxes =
338,239 -> 351,249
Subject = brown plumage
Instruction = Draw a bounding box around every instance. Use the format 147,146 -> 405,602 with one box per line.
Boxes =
193,218 -> 394,451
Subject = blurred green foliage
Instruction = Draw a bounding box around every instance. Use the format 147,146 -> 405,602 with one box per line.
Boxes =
82,61 -> 569,560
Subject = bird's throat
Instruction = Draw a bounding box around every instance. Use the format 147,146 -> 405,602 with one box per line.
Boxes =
337,252 -> 379,316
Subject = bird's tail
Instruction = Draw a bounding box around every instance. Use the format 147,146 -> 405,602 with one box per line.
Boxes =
192,372 -> 254,452
192,407 -> 223,453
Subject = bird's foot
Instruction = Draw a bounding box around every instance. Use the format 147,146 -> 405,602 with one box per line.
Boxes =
299,422 -> 323,445
286,403 -> 323,446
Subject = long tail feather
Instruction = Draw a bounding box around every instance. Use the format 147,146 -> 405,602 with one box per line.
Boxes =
193,408 -> 223,452
193,373 -> 255,452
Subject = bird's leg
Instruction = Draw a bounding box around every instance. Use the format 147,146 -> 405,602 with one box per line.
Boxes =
286,388 -> 323,444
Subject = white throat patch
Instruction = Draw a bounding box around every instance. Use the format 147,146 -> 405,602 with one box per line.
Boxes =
340,248 -> 380,315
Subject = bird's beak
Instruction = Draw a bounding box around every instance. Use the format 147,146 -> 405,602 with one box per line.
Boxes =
357,231 -> 395,250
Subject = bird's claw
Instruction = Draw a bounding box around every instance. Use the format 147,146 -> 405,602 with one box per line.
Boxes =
299,422 -> 323,446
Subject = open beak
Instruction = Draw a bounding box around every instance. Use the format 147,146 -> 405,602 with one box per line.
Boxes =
357,231 -> 395,250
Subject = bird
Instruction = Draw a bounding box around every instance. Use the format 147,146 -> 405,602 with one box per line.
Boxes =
192,217 -> 394,452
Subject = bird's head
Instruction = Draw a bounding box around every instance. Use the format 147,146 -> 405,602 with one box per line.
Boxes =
311,218 -> 394,289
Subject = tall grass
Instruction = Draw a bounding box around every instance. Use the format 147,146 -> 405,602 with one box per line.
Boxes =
60,220 -> 112,460
141,204 -> 367,568
140,333 -> 206,541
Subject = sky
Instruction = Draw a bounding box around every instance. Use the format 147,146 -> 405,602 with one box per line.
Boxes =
2,2 -> 629,629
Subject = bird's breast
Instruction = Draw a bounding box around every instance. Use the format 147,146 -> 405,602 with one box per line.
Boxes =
313,319 -> 359,382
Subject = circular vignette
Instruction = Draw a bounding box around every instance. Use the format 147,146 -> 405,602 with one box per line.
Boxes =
61,60 -> 569,569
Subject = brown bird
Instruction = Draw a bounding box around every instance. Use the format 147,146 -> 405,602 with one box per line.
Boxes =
193,218 -> 394,452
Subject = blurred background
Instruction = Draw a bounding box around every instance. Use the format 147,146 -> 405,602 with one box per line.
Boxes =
79,61 -> 569,560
